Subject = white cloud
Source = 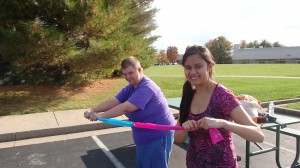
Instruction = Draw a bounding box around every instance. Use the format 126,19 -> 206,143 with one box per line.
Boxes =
151,0 -> 300,53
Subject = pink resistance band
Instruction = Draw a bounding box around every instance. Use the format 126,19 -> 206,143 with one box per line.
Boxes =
98,118 -> 224,144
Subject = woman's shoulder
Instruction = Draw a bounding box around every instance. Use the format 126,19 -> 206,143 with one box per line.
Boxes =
213,83 -> 236,100
215,83 -> 233,93
213,84 -> 241,114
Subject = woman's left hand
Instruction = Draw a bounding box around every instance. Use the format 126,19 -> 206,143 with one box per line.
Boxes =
197,117 -> 226,130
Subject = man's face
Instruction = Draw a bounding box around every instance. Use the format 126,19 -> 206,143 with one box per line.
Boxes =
122,65 -> 142,86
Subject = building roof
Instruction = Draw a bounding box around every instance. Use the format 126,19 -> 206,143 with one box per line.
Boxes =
232,45 -> 300,60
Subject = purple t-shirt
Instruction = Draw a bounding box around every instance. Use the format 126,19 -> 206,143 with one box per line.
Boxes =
115,75 -> 176,145
186,84 -> 241,168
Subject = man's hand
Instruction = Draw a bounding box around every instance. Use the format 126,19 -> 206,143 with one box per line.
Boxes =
84,111 -> 91,119
89,111 -> 100,121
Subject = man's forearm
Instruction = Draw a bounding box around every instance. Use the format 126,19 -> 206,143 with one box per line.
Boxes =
91,98 -> 120,112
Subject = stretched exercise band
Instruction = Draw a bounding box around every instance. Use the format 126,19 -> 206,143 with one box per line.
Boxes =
97,118 -> 224,144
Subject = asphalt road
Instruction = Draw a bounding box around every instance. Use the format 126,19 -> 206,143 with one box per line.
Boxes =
0,123 -> 299,168
0,129 -> 186,168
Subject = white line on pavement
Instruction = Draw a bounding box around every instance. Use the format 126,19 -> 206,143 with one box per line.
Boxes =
91,135 -> 125,168
263,141 -> 296,154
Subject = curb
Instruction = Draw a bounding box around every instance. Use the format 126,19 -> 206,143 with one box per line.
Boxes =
261,98 -> 300,117
0,122 -> 121,143
275,107 -> 300,117
0,113 -> 180,143
260,98 -> 300,108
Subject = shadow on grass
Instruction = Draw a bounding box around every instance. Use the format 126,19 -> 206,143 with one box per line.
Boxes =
0,82 -> 97,116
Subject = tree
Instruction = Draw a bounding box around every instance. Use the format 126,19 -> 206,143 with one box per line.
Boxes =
0,0 -> 85,85
205,36 -> 232,64
246,39 -> 284,48
157,49 -> 168,63
272,41 -> 284,47
0,0 -> 159,85
248,40 -> 259,48
240,40 -> 247,48
259,39 -> 272,48
166,46 -> 179,63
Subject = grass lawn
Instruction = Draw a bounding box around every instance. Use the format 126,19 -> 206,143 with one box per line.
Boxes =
146,64 -> 300,101
0,64 -> 299,116
145,64 -> 300,77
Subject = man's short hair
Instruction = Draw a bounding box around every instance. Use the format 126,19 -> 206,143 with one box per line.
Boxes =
121,56 -> 141,69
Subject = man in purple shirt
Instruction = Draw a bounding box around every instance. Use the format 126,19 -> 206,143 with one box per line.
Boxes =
85,56 -> 176,168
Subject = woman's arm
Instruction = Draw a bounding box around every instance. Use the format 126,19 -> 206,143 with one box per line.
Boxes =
174,119 -> 189,143
197,105 -> 264,142
226,105 -> 264,142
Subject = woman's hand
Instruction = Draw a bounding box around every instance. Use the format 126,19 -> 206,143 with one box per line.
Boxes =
197,117 -> 226,130
182,120 -> 200,131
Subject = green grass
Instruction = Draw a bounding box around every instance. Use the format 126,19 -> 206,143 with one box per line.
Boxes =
146,64 -> 300,77
215,64 -> 300,76
281,102 -> 300,110
0,64 -> 299,116
147,74 -> 300,101
145,64 -> 300,101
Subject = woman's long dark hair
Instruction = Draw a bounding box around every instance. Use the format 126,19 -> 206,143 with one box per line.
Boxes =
179,45 -> 215,124
179,80 -> 194,124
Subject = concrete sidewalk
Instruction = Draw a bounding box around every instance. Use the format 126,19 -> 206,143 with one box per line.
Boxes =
0,109 -> 127,142
0,109 -> 180,143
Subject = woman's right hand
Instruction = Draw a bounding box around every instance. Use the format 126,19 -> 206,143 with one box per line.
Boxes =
182,120 -> 199,131
197,117 -> 225,130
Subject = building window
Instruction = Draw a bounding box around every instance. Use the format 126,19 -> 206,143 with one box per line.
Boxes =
275,59 -> 286,64
240,60 -> 250,64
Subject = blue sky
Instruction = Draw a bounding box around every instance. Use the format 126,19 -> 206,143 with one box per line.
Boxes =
151,0 -> 300,54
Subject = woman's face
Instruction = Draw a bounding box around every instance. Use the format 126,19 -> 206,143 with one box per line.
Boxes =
183,54 -> 211,86
122,65 -> 142,87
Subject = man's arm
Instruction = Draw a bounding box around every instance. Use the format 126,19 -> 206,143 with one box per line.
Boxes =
84,98 -> 120,119
89,101 -> 139,120
91,97 -> 120,112
99,101 -> 138,118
